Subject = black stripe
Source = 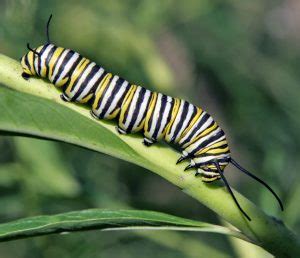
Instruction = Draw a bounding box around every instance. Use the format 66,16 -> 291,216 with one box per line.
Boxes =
50,49 -> 70,81
52,50 -> 75,84
37,44 -> 49,76
24,55 -> 31,73
100,77 -> 125,116
32,50 -> 37,74
182,105 -> 198,135
69,59 -> 92,93
61,55 -> 83,92
160,97 -> 175,138
180,112 -> 210,147
121,86 -> 137,125
152,94 -> 168,139
137,91 -> 152,129
127,87 -> 147,132
72,65 -> 100,100
190,129 -> 225,156
87,70 -> 108,106
67,55 -> 83,79
146,93 -> 159,132
206,144 -> 229,151
94,74 -> 113,111
171,101 -> 189,142
71,64 -> 102,101
200,149 -> 230,157
194,157 -> 231,168
45,46 -> 57,79
115,81 -> 130,110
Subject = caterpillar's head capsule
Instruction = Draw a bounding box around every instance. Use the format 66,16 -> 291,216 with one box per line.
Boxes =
20,44 -> 44,80
21,14 -> 53,80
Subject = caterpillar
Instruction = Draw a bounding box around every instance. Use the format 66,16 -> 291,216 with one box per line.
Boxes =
20,15 -> 283,221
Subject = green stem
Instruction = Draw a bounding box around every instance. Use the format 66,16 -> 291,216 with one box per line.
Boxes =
0,54 -> 299,257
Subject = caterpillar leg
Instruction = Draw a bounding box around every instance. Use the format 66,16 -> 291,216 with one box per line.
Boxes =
21,72 -> 30,80
116,126 -> 127,135
90,110 -> 99,120
184,159 -> 196,171
142,137 -> 156,147
176,151 -> 190,164
60,94 -> 70,102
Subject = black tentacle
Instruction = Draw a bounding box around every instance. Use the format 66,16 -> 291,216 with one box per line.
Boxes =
46,14 -> 53,43
230,158 -> 284,211
213,161 -> 251,221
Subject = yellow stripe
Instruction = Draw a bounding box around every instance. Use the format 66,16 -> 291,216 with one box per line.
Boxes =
92,73 -> 113,110
134,92 -> 155,133
79,93 -> 93,104
107,108 -> 121,120
164,98 -> 181,139
37,45 -> 48,77
65,58 -> 90,93
34,46 -> 44,76
119,85 -> 137,128
64,58 -> 85,93
206,147 -> 229,155
196,140 -> 228,155
207,164 -> 226,170
201,176 -> 220,182
21,56 -> 31,74
135,118 -> 146,133
27,52 -> 36,75
144,92 -> 158,133
189,122 -> 218,146
48,47 -> 65,80
56,77 -> 69,87
180,107 -> 203,139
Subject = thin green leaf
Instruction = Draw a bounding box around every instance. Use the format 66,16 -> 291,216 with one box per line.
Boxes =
0,209 -> 247,242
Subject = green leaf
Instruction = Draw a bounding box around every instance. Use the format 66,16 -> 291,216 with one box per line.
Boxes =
0,54 -> 299,257
0,209 -> 247,242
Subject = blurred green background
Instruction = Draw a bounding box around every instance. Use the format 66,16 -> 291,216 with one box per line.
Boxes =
0,0 -> 299,257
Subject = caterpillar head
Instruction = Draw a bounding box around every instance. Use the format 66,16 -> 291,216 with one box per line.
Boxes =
20,44 -> 45,80
21,15 -> 53,80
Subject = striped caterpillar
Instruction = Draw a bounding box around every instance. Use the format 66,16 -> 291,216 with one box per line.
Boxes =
20,15 -> 284,221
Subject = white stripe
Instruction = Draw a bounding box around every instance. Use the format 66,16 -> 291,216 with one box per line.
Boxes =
50,49 -> 70,82
124,86 -> 142,128
149,93 -> 163,137
96,75 -> 119,115
156,96 -> 172,138
34,52 -> 39,76
174,104 -> 195,142
204,134 -> 226,149
132,89 -> 151,130
104,80 -> 129,117
77,67 -> 105,101
185,127 -> 222,154
194,153 -> 229,165
68,62 -> 96,99
181,116 -> 214,148
166,100 -> 185,140
179,111 -> 206,144
40,45 -> 55,77
56,52 -> 80,86
199,170 -> 220,176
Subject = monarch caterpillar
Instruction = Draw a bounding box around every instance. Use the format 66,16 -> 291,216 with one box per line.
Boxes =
20,15 -> 283,221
